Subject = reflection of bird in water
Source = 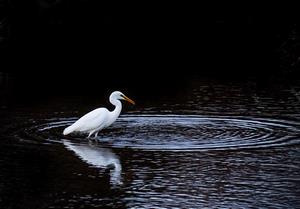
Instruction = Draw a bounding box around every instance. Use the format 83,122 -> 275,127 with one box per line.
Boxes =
63,140 -> 122,185
63,91 -> 135,138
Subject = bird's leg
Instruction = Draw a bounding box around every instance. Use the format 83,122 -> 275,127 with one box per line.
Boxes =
92,132 -> 99,143
87,132 -> 93,139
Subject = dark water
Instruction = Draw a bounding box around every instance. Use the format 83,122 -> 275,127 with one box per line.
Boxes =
1,79 -> 300,208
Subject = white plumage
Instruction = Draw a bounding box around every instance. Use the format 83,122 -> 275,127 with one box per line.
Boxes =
63,91 -> 135,138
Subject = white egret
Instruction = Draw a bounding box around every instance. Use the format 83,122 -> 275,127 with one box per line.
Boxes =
63,91 -> 135,138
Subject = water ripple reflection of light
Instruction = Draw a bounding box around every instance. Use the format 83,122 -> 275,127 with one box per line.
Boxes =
28,114 -> 300,151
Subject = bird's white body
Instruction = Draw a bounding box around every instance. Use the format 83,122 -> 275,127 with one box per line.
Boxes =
63,91 -> 134,138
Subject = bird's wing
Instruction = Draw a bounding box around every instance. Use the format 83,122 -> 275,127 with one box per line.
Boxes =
70,108 -> 109,132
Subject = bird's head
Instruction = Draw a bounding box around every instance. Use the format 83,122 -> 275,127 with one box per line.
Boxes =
110,91 -> 135,105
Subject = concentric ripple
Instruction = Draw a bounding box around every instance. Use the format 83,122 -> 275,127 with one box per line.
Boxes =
25,115 -> 300,151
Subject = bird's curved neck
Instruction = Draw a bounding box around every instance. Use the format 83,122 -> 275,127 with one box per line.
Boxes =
110,99 -> 122,121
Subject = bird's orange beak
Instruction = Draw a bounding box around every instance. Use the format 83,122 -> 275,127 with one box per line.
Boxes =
123,95 -> 135,105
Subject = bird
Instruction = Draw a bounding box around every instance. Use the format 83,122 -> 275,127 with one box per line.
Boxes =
63,91 -> 135,138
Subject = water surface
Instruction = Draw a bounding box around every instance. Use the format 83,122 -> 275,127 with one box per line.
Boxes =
0,79 -> 300,208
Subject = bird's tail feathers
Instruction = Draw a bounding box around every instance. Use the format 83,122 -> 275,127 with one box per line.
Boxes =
63,125 -> 76,135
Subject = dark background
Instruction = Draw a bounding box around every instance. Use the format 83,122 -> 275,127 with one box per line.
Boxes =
0,1 -> 299,101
